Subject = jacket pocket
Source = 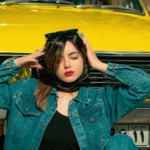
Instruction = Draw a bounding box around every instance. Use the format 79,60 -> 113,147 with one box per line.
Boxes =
15,94 -> 41,116
79,104 -> 103,125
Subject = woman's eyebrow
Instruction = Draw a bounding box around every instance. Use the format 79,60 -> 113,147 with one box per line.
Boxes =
69,52 -> 79,56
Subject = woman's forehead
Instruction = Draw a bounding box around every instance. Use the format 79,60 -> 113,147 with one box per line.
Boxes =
63,41 -> 79,54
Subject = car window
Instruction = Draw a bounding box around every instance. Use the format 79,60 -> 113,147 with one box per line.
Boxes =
0,0 -> 143,14
142,0 -> 150,13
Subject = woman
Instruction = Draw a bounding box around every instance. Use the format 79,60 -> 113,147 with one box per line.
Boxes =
0,29 -> 150,150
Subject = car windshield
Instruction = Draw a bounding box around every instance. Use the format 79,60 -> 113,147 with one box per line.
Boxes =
0,0 -> 143,14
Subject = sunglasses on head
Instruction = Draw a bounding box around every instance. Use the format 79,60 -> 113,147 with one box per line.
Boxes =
45,28 -> 78,41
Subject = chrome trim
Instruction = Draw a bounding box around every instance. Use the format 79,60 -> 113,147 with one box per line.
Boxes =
0,0 -> 74,5
94,52 -> 150,56
0,53 -> 26,56
1,52 -> 149,56
137,145 -> 150,148
116,109 -> 150,124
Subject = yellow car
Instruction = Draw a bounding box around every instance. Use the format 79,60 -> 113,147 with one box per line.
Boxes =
0,0 -> 150,149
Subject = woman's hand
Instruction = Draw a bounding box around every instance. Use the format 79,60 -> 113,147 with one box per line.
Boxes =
80,34 -> 108,73
14,47 -> 45,69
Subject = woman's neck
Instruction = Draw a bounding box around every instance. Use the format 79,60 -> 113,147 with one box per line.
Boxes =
57,90 -> 78,99
56,90 -> 79,116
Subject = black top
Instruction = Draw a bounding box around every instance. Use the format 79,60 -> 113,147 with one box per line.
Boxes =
39,111 -> 80,150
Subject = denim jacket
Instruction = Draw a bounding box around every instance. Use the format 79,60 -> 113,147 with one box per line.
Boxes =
0,59 -> 150,150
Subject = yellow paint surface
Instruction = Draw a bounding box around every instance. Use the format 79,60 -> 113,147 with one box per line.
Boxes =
0,1 -> 150,53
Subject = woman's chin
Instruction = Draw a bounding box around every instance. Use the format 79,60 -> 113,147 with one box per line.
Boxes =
61,77 -> 77,83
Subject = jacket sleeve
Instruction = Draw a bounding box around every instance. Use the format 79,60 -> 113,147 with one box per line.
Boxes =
0,59 -> 22,110
102,63 -> 150,125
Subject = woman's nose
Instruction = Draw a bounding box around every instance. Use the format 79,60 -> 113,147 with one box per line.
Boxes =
64,58 -> 71,68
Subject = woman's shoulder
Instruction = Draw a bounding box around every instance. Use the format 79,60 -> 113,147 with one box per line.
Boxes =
10,78 -> 38,96
13,77 -> 37,87
23,77 -> 38,85
20,77 -> 38,90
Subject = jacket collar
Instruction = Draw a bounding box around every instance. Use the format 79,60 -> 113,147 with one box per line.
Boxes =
50,86 -> 91,104
50,88 -> 57,95
74,86 -> 91,104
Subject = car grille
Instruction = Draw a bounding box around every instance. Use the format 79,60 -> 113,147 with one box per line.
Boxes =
90,52 -> 150,88
1,52 -> 150,86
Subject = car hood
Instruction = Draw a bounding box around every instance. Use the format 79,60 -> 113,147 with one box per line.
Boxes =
1,5 -> 150,53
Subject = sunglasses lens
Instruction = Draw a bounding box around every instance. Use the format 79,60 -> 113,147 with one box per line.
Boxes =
45,29 -> 78,41
45,31 -> 61,41
63,29 -> 78,38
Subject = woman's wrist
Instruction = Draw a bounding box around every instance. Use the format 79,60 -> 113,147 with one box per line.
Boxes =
14,57 -> 22,67
94,61 -> 108,73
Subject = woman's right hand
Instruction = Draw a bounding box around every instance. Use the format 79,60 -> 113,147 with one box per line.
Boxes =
14,47 -> 45,69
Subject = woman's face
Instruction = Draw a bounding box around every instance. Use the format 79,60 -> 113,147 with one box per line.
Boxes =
55,41 -> 84,83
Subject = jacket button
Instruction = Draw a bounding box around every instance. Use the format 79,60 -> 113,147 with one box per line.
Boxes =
30,148 -> 34,150
54,101 -> 57,105
40,122 -> 44,126
90,118 -> 95,122
112,64 -> 115,68
25,108 -> 28,111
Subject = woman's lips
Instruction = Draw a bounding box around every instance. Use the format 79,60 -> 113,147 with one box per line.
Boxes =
64,71 -> 74,76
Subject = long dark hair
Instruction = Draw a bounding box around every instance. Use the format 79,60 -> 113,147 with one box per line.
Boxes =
44,33 -> 87,73
35,33 -> 87,111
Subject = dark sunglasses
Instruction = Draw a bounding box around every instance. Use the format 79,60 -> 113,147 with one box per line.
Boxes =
45,29 -> 78,41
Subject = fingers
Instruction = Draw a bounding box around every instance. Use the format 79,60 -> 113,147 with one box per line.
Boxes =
35,46 -> 45,53
28,57 -> 44,69
31,63 -> 44,69
79,32 -> 86,43
14,46 -> 45,68
25,46 -> 45,69
79,33 -> 92,50
33,48 -> 45,59
78,32 -> 100,68
28,49 -> 45,66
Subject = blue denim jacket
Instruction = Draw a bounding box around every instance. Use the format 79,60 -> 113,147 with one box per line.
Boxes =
0,59 -> 150,150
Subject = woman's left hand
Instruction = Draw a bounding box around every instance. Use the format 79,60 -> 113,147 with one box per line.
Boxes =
80,35 -> 100,68
80,34 -> 108,72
